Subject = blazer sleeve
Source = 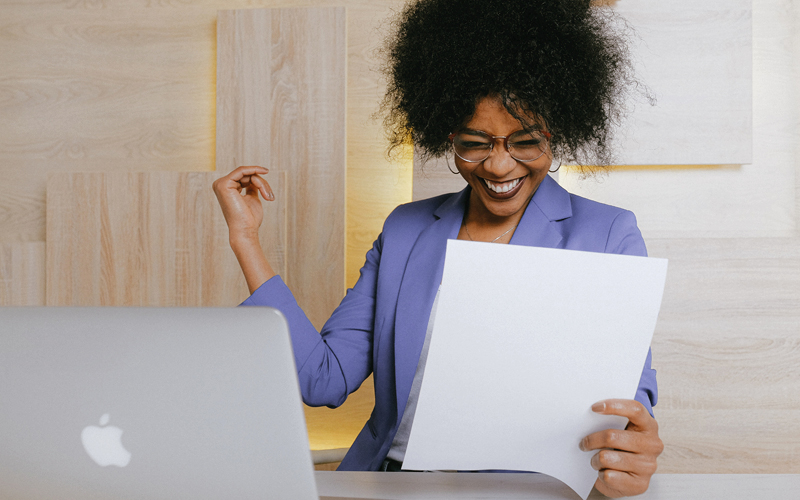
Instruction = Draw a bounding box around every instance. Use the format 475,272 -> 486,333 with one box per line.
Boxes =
241,233 -> 384,408
605,210 -> 659,416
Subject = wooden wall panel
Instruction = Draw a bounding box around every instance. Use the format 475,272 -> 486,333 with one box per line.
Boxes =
561,0 -> 796,239
657,409 -> 800,473
412,155 -> 467,202
648,238 -> 800,472
0,6 -> 217,243
345,5 -> 413,286
611,0 -> 753,165
0,0 -> 409,281
0,243 -> 45,306
216,7 -> 346,331
46,171 -> 286,307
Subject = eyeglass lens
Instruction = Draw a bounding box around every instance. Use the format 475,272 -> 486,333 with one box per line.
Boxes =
452,130 -> 547,162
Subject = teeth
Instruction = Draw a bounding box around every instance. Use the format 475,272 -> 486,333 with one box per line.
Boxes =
485,178 -> 520,193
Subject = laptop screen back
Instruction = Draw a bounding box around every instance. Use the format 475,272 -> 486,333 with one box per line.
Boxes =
0,306 -> 318,500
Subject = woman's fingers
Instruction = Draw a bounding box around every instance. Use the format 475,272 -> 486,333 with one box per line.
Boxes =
581,427 -> 639,454
592,399 -> 657,430
244,172 -> 274,201
227,165 -> 269,182
590,448 -> 658,476
213,166 -> 273,201
580,423 -> 663,458
594,470 -> 652,498
580,399 -> 663,497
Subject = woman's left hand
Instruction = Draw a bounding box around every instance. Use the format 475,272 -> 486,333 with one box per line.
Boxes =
580,399 -> 663,498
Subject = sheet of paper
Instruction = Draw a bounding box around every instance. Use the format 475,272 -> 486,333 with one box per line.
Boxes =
403,240 -> 668,500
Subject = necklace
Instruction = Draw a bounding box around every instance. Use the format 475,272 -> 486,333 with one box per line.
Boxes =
463,222 -> 518,243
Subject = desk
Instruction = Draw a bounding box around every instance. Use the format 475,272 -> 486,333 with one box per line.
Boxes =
316,472 -> 800,499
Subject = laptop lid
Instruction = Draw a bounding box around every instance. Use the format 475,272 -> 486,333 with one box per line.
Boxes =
0,306 -> 318,500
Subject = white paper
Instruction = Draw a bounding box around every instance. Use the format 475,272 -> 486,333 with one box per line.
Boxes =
402,240 -> 668,500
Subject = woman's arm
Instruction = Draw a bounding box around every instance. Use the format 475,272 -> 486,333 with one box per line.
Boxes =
212,165 -> 276,293
213,165 -> 379,407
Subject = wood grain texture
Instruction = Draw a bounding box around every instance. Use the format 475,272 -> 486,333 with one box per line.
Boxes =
648,237 -> 800,472
657,409 -> 800,473
561,0 -> 797,239
345,4 -> 413,287
0,6 -> 217,242
411,154 -> 466,202
611,0 -> 753,165
0,242 -> 45,306
216,7 -> 346,330
46,171 -> 286,306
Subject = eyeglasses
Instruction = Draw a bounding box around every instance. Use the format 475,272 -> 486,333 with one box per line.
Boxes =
448,129 -> 552,163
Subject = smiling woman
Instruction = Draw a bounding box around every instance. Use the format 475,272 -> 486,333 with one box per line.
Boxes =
213,0 -> 662,497
451,97 -> 555,242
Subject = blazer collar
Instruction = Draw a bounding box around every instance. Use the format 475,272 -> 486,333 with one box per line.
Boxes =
509,174 -> 570,248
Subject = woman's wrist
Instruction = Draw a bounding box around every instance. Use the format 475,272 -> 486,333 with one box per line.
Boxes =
229,233 -> 276,294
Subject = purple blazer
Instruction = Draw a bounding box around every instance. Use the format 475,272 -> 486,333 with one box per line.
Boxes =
242,175 -> 658,471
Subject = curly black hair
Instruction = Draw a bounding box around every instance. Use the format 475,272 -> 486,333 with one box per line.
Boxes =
381,0 -> 641,168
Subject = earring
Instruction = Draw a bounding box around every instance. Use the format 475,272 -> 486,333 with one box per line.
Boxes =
549,159 -> 562,173
445,154 -> 459,175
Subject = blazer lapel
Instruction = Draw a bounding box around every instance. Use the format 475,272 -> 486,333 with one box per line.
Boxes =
393,189 -> 467,419
509,175 -> 571,248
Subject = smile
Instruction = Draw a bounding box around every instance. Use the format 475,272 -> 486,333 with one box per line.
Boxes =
481,176 -> 526,198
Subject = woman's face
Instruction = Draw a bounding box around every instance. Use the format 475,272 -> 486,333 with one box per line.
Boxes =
454,97 -> 552,223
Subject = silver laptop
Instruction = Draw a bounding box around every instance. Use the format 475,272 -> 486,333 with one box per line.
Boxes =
0,306 -> 318,500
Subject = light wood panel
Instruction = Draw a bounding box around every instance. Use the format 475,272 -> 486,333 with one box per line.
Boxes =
0,6 -> 217,243
611,0 -> 753,165
0,242 -> 46,306
657,409 -> 800,473
345,5 -> 414,287
647,237 -> 800,472
216,7 -> 346,330
46,171 -> 286,306
411,155 -> 467,202
0,0 -> 409,279
561,0 -> 796,239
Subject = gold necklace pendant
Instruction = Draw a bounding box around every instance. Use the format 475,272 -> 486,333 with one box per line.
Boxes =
463,222 -> 517,243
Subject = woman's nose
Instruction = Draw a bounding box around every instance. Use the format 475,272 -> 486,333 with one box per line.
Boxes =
482,144 -> 517,176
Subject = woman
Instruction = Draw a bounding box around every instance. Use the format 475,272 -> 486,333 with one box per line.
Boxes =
213,0 -> 663,497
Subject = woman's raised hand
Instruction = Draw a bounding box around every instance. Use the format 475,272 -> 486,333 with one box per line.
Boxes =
212,166 -> 274,242
212,166 -> 276,293
580,399 -> 664,498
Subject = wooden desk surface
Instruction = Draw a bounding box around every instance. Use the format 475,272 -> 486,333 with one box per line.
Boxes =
316,471 -> 800,499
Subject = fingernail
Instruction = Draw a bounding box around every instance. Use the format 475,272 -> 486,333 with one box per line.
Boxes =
579,439 -> 587,451
592,402 -> 606,413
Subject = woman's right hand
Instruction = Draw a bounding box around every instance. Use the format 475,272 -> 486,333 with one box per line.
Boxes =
212,166 -> 274,243
212,166 -> 277,293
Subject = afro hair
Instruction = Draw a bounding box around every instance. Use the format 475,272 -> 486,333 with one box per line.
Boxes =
381,0 -> 642,168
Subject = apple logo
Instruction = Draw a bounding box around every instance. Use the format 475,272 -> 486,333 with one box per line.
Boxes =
81,413 -> 132,467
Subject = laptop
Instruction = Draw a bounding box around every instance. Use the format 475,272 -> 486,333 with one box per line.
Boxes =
0,306 -> 318,500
